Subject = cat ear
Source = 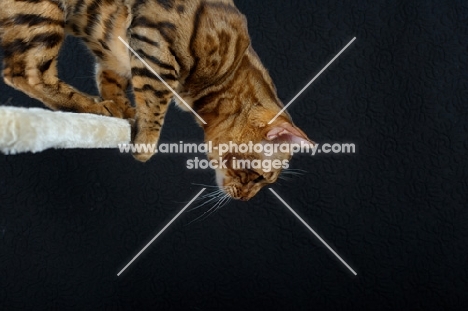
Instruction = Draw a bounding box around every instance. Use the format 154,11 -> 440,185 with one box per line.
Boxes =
265,122 -> 315,145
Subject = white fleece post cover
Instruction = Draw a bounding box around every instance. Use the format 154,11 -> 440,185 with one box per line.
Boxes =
0,106 -> 131,154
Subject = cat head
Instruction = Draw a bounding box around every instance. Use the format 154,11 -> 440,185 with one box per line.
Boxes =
206,114 -> 314,201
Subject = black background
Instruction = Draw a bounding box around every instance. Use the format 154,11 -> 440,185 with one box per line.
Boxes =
1,0 -> 468,309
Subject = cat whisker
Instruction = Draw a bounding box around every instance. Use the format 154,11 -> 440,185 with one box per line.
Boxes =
282,169 -> 307,174
206,199 -> 229,221
186,193 -> 231,225
279,169 -> 306,180
172,188 -> 223,204
281,173 -> 304,177
215,195 -> 231,213
197,192 -> 223,200
196,188 -> 226,200
198,187 -> 223,195
189,193 -> 224,211
191,183 -> 230,202
203,193 -> 230,219
191,183 -> 221,188
190,186 -> 230,209
281,170 -> 306,176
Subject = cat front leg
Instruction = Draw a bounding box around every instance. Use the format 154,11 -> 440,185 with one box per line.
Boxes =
127,15 -> 182,162
131,73 -> 178,162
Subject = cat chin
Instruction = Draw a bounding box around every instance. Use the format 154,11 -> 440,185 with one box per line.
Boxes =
214,169 -> 246,200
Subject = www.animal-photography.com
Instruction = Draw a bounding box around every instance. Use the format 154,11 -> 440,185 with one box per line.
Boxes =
0,0 -> 467,309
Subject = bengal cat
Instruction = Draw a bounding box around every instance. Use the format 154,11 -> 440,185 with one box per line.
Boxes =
0,0 -> 314,200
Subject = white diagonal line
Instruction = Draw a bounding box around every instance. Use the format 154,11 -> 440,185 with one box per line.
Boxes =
118,36 -> 207,125
117,188 -> 206,276
268,37 -> 356,124
269,188 -> 357,276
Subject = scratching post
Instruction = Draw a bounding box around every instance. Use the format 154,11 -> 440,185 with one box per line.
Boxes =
0,106 -> 131,155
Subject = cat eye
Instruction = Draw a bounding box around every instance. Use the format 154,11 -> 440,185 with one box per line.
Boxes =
247,169 -> 263,183
253,175 -> 264,183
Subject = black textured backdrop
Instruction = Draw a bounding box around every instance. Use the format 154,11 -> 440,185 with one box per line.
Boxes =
1,0 -> 467,309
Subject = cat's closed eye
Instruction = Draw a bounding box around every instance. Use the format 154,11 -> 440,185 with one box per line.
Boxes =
253,175 -> 264,183
249,170 -> 265,183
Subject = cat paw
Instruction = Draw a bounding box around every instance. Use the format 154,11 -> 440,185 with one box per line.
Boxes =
133,151 -> 154,162
93,99 -> 135,119
95,100 -> 126,118
131,129 -> 158,162
109,97 -> 136,119
123,106 -> 136,119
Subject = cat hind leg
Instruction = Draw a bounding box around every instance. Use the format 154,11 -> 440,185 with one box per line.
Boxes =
0,2 -> 125,117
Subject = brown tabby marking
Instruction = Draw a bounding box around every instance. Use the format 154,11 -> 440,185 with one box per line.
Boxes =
0,0 -> 314,200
